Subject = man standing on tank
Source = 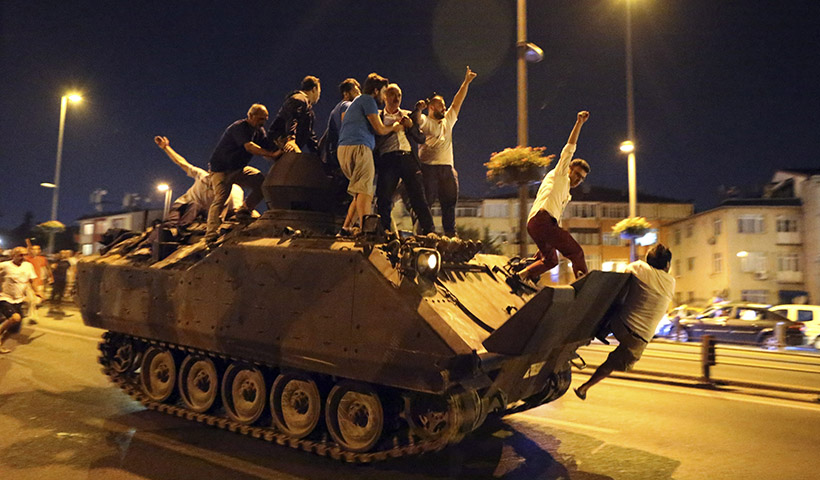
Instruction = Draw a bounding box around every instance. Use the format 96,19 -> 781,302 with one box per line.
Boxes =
416,66 -> 477,237
374,83 -> 435,234
269,76 -> 321,154
205,104 -> 280,247
324,78 -> 361,168
337,73 -> 406,234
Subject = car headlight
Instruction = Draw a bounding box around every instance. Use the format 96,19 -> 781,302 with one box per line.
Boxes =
416,249 -> 440,278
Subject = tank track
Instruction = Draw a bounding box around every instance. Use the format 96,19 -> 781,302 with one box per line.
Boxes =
97,331 -> 450,463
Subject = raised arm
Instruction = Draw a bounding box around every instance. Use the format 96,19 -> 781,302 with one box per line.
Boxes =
567,111 -> 589,146
154,136 -> 194,173
449,66 -> 477,117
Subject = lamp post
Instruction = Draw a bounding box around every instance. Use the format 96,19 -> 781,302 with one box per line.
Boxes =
157,183 -> 172,220
48,93 -> 82,254
515,0 -> 544,256
623,1 -> 639,262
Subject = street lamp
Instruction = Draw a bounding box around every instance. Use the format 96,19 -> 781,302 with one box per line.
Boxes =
620,140 -> 637,218
48,92 -> 82,254
157,183 -> 172,220
515,0 -> 544,257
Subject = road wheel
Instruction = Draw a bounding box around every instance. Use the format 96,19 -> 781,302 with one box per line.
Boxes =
178,355 -> 220,413
110,338 -> 140,374
140,347 -> 177,402
221,363 -> 267,424
761,334 -> 779,350
325,381 -> 384,452
270,373 -> 322,439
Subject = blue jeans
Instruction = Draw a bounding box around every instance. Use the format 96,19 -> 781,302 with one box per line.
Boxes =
420,164 -> 459,237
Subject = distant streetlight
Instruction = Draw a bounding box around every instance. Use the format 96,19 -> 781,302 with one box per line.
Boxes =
48,92 -> 82,253
157,183 -> 172,220
736,251 -> 749,258
619,141 -> 638,219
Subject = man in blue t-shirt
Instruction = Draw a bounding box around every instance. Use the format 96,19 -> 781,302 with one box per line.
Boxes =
337,73 -> 406,234
205,104 -> 280,245
324,78 -> 361,168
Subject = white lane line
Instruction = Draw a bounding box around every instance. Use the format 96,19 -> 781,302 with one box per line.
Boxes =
83,418 -> 298,480
604,377 -> 820,413
29,325 -> 102,342
511,413 -> 619,434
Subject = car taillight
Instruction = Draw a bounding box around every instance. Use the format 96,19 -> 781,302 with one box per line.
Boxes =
790,322 -> 805,332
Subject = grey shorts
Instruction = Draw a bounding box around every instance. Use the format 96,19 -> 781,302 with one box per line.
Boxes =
605,318 -> 649,371
337,144 -> 376,196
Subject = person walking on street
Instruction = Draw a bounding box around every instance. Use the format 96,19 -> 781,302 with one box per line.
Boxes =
48,249 -> 71,316
416,66 -> 477,237
508,111 -> 591,291
574,244 -> 675,400
1,247 -> 41,353
24,243 -> 51,323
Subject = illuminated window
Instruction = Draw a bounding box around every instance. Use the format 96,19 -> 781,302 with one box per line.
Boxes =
82,223 -> 94,235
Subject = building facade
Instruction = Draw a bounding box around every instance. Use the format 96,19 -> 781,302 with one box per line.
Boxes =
660,199 -> 806,306
77,209 -> 163,255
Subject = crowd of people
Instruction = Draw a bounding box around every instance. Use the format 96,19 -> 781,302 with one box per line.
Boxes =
2,70 -> 677,400
0,244 -> 79,353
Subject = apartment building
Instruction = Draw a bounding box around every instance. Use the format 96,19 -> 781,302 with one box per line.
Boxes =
660,198 -> 805,306
77,209 -> 163,255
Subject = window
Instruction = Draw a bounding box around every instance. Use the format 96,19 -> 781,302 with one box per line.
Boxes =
741,289 -> 769,303
586,254 -> 602,271
776,217 -> 799,233
568,203 -> 597,218
601,204 -> 628,218
674,229 -> 681,245
777,253 -> 800,272
570,230 -> 600,245
602,259 -> 629,272
713,253 -> 723,273
686,223 -> 693,238
456,207 -> 478,217
674,259 -> 681,277
112,218 -> 126,229
687,257 -> 695,271
602,233 -> 625,246
82,244 -> 94,256
714,218 -> 722,236
483,203 -> 509,218
82,223 -> 94,235
740,252 -> 767,272
738,214 -> 764,233
797,310 -> 814,322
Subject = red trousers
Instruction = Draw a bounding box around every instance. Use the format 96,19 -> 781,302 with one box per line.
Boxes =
527,210 -> 588,278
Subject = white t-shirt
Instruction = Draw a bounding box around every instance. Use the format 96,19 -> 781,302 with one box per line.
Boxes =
528,143 -> 576,222
376,108 -> 412,154
418,108 -> 458,166
0,260 -> 38,304
174,165 -> 243,211
619,260 -> 676,341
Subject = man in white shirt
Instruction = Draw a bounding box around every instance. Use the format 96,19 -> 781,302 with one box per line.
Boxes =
155,136 -> 245,228
416,66 -> 477,237
510,111 -> 591,290
574,244 -> 676,400
0,247 -> 41,353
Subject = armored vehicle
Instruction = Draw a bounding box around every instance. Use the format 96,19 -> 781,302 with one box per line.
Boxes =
78,153 -> 629,462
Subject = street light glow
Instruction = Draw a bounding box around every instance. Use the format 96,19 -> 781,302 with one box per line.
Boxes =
40,182 -> 57,188
737,251 -> 749,258
620,140 -> 635,153
67,93 -> 83,103
157,183 -> 170,192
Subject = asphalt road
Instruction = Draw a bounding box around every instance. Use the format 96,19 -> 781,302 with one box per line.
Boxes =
2,310 -> 820,480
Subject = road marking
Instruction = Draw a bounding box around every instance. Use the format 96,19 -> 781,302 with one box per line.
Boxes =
604,377 -> 820,413
29,325 -> 102,343
83,418 -> 300,480
511,413 -> 619,434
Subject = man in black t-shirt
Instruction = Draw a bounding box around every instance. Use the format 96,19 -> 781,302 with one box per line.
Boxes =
48,250 -> 71,315
206,104 -> 280,245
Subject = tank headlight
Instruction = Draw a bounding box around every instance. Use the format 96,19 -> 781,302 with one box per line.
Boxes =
415,249 -> 441,279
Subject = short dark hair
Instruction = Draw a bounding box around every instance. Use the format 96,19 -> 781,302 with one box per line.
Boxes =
646,243 -> 672,270
301,75 -> 320,91
338,78 -> 360,96
362,73 -> 389,95
570,158 -> 590,173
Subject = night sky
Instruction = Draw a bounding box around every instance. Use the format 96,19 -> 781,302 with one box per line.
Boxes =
2,0 -> 819,230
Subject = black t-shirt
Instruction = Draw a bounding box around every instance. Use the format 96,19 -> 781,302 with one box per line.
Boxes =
208,119 -> 268,172
52,259 -> 70,283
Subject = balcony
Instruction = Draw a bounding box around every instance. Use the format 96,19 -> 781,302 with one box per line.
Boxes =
776,232 -> 801,245
776,271 -> 804,284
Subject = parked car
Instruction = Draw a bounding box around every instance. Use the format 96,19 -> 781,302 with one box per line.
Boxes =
672,303 -> 804,348
655,304 -> 702,338
769,304 -> 820,349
